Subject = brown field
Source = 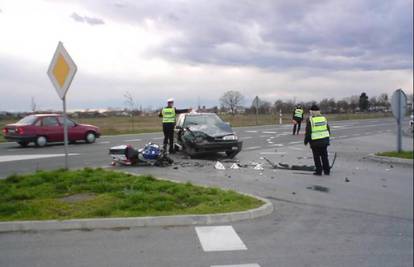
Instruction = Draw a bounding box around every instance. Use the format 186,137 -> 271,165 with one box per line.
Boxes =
0,112 -> 391,142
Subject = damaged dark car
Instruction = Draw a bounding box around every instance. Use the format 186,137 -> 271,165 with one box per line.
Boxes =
174,113 -> 243,158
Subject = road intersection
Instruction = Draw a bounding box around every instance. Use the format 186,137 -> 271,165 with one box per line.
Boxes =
0,118 -> 412,267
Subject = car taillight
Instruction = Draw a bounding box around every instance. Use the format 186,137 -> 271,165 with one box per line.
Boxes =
2,128 -> 7,135
16,128 -> 24,135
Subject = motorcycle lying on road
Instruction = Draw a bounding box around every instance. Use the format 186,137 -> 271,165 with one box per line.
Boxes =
109,142 -> 173,167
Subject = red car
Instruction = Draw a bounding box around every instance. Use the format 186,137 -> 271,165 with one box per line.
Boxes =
2,114 -> 101,147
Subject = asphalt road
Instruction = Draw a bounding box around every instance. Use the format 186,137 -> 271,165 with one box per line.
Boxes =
0,117 -> 413,267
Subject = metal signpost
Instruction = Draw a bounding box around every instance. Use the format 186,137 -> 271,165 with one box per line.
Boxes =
253,96 -> 259,125
47,42 -> 77,169
391,89 -> 407,152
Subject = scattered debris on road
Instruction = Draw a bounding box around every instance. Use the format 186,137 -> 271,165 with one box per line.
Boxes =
215,161 -> 226,170
307,185 -> 330,193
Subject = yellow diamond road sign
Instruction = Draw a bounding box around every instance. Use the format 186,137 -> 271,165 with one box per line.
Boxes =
47,42 -> 77,99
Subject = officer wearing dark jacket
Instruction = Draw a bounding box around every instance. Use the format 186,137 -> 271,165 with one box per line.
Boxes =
159,98 -> 191,154
292,105 -> 304,135
304,104 -> 331,175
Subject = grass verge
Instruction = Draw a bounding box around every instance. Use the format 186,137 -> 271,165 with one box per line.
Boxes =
0,168 -> 263,221
376,151 -> 413,159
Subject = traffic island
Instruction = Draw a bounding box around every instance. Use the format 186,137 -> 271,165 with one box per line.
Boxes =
0,168 -> 272,232
366,151 -> 413,165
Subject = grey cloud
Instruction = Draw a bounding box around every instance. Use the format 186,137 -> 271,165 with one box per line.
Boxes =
75,0 -> 412,71
70,12 -> 105,25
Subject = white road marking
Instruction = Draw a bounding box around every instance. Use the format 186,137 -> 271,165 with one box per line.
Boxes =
242,136 -> 252,140
262,131 -> 276,134
288,141 -> 302,144
267,141 -> 274,144
99,141 -> 110,144
124,139 -> 142,142
211,264 -> 261,267
151,137 -> 164,140
0,154 -> 80,163
244,146 -> 261,150
289,147 -> 304,151
195,226 -> 247,252
260,151 -> 286,155
341,135 -> 349,138
245,130 -> 258,133
270,143 -> 284,147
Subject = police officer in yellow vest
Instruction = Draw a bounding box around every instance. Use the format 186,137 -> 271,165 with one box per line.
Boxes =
292,104 -> 304,135
159,98 -> 191,154
304,104 -> 331,175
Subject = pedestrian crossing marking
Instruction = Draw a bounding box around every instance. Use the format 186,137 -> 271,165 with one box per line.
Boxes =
195,226 -> 247,252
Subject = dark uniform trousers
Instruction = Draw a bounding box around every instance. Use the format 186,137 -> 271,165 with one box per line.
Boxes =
311,145 -> 330,174
293,119 -> 302,135
163,123 -> 175,151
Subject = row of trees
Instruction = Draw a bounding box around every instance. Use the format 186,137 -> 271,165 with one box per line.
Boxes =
219,90 -> 413,115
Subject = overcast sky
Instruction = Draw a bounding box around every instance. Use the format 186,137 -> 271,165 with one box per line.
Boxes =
0,0 -> 412,111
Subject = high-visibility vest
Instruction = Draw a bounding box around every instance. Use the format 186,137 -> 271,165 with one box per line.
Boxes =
310,116 -> 330,140
162,107 -> 176,123
294,108 -> 304,118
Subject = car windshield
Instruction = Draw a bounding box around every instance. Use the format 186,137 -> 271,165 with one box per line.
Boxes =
184,114 -> 224,127
15,115 -> 38,125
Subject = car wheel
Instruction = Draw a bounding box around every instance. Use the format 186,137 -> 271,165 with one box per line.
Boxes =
85,132 -> 96,143
35,136 -> 47,147
18,141 -> 29,147
226,150 -> 239,159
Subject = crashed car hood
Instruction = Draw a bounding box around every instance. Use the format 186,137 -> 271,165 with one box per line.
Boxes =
188,124 -> 233,137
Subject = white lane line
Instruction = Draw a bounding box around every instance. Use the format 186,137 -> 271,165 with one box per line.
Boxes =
195,226 -> 247,252
99,141 -> 111,144
244,146 -> 261,150
262,131 -> 276,134
151,137 -> 163,140
288,141 -> 302,144
260,151 -> 286,155
245,130 -> 257,133
0,154 -> 80,163
211,264 -> 261,267
242,136 -> 252,140
124,139 -> 142,142
341,135 -> 349,138
267,141 -> 274,144
270,143 -> 284,147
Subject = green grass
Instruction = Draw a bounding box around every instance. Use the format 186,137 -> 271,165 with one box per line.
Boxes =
0,168 -> 263,221
376,151 -> 413,159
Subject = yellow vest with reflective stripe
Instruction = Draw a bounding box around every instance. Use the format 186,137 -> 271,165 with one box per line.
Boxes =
294,108 -> 304,118
162,107 -> 176,123
310,116 -> 329,140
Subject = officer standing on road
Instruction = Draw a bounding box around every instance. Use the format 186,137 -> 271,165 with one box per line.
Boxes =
159,98 -> 191,154
292,104 -> 304,135
304,104 -> 331,176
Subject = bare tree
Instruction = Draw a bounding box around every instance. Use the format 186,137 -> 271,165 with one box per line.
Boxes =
219,90 -> 244,115
30,96 -> 37,113
124,91 -> 137,129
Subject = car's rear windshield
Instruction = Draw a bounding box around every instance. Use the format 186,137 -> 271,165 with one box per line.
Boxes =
184,114 -> 223,127
15,115 -> 38,125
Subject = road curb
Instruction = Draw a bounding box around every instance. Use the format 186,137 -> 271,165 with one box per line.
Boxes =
365,153 -> 413,166
0,186 -> 273,233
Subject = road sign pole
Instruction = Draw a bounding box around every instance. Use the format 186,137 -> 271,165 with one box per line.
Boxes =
279,109 -> 282,125
63,96 -> 69,169
391,89 -> 407,153
397,91 -> 402,153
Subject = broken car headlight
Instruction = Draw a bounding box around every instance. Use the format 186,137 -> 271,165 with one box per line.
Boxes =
223,135 -> 238,140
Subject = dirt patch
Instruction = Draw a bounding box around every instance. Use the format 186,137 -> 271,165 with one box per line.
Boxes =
60,193 -> 96,203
